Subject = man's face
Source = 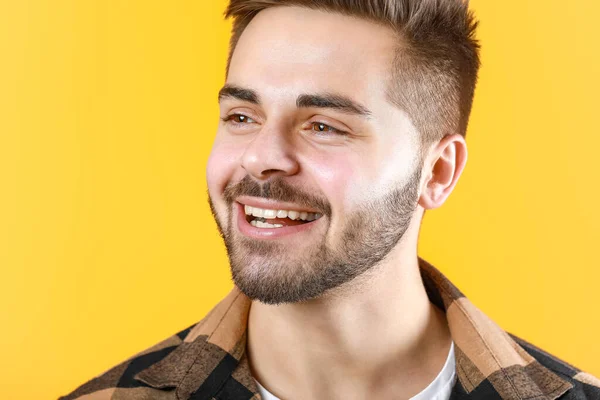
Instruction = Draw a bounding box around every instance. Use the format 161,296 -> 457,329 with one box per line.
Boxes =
207,6 -> 424,304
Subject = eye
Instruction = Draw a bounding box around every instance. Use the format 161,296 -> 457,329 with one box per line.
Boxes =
223,114 -> 256,125
310,122 -> 346,135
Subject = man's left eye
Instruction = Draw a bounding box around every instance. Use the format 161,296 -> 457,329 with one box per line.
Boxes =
310,122 -> 344,135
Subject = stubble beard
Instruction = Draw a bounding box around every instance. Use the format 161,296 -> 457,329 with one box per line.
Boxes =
209,167 -> 422,305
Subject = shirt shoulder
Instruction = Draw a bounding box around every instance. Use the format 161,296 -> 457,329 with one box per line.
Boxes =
509,333 -> 600,399
57,323 -> 195,400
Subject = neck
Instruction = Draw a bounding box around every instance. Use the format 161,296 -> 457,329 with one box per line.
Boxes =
246,243 -> 453,400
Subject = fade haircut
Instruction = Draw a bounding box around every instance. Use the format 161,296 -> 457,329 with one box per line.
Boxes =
224,0 -> 480,149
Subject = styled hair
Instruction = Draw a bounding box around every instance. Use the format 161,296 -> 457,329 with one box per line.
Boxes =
224,0 -> 481,148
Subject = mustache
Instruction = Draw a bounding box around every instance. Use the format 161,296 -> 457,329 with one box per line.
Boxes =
223,175 -> 332,216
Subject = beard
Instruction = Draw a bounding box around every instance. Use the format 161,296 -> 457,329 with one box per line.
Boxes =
208,166 -> 422,305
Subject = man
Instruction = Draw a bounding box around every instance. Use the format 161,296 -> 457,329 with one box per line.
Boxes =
61,1 -> 600,399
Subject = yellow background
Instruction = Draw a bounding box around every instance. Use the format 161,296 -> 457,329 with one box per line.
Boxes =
1,1 -> 598,398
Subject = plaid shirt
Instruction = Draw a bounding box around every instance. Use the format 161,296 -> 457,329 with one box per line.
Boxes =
60,258 -> 600,400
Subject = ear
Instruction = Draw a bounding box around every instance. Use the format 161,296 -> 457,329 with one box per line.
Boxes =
418,134 -> 468,210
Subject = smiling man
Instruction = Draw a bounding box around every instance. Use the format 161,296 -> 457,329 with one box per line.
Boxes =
60,1 -> 600,400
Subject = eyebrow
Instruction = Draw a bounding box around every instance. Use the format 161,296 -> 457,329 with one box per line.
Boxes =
218,85 -> 260,104
297,93 -> 372,118
218,84 -> 373,119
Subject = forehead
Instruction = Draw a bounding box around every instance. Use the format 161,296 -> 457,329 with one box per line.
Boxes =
227,6 -> 398,105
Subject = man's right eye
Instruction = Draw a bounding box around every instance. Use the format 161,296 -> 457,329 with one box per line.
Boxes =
222,114 -> 256,124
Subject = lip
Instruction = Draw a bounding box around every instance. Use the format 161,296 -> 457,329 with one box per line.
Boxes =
236,196 -> 321,214
235,202 -> 322,239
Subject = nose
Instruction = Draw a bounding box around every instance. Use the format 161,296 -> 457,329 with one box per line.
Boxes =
241,124 -> 300,180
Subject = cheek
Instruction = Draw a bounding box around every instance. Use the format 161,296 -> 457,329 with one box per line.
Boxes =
305,152 -> 362,212
206,141 -> 243,203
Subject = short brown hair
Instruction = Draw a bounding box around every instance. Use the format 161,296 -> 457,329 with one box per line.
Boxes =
224,0 -> 480,148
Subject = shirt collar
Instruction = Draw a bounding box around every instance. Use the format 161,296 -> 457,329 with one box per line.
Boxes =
134,257 -> 573,400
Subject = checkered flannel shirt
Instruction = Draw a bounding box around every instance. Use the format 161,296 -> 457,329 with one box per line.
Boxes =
60,258 -> 600,399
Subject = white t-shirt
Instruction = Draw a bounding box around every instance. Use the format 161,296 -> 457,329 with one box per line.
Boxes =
254,341 -> 456,400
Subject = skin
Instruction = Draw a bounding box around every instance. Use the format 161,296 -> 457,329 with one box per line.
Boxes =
206,6 -> 468,400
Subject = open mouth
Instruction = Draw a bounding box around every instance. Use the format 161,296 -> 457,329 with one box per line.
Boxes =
243,204 -> 323,229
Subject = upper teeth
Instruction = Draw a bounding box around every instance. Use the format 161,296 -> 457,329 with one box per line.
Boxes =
244,205 -> 321,222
